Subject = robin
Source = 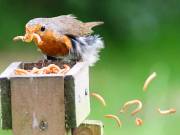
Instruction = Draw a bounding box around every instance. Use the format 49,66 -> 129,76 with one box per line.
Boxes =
13,14 -> 104,67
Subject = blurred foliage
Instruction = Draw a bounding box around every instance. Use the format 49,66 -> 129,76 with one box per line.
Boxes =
1,0 -> 180,135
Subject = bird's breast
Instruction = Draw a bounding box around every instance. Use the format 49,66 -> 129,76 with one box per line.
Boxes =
37,37 -> 71,57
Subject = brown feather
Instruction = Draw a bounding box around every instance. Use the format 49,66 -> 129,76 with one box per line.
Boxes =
84,21 -> 104,29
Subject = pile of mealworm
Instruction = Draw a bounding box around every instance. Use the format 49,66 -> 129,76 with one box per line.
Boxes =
14,64 -> 70,75
91,72 -> 176,127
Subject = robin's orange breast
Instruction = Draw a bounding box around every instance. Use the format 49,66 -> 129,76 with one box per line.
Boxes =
35,32 -> 72,57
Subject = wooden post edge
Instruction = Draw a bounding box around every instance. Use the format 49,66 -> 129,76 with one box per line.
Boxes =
0,62 -> 21,129
72,120 -> 104,135
65,62 -> 90,128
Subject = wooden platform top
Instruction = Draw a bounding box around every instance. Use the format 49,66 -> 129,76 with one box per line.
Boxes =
0,61 -> 88,78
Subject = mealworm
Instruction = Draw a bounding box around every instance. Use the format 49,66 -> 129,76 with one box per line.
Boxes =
13,36 -> 24,41
47,64 -> 61,74
61,64 -> 70,74
104,114 -> 122,127
135,117 -> 143,126
15,69 -> 29,75
14,64 -> 69,75
90,92 -> 106,106
33,33 -> 42,44
120,99 -> 142,116
13,33 -> 42,43
40,67 -> 49,74
143,72 -> 157,91
158,108 -> 176,115
31,67 -> 41,74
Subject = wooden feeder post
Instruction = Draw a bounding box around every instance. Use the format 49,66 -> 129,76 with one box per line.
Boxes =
73,120 -> 104,135
0,61 -> 103,135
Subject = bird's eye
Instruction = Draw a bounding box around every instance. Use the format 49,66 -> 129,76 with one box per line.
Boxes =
40,26 -> 46,32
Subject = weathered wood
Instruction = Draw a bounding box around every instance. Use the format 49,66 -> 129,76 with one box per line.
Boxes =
10,76 -> 65,135
0,62 -> 21,129
0,61 -> 90,131
72,120 -> 104,135
0,78 -> 11,129
65,62 -> 90,128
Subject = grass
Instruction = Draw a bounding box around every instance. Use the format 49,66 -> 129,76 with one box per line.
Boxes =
0,130 -> 12,135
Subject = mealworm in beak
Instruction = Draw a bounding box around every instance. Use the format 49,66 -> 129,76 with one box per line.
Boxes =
33,33 -> 42,44
13,33 -> 42,44
90,92 -> 106,106
13,36 -> 25,41
120,99 -> 143,116
135,117 -> 143,126
143,72 -> 157,91
104,114 -> 122,127
158,108 -> 176,115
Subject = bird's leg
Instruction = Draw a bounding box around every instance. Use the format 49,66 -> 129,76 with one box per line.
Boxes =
37,56 -> 56,67
46,55 -> 58,61
37,57 -> 48,67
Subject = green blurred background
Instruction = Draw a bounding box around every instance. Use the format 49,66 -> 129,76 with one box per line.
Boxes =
0,0 -> 180,135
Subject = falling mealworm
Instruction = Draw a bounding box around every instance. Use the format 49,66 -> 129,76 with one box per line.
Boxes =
90,92 -> 106,106
158,108 -> 176,115
120,99 -> 142,116
135,117 -> 143,126
143,72 -> 157,91
104,114 -> 122,127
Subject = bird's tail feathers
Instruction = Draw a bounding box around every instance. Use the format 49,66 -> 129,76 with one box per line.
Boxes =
85,22 -> 104,29
71,35 -> 104,66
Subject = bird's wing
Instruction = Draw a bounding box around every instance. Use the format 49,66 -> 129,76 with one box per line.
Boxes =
52,15 -> 103,36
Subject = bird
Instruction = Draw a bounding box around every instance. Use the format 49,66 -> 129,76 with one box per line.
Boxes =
13,15 -> 104,67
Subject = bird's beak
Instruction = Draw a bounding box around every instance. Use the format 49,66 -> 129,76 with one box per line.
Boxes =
13,27 -> 42,45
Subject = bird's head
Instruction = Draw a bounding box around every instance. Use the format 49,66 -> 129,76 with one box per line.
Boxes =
26,18 -> 49,37
13,18 -> 55,44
